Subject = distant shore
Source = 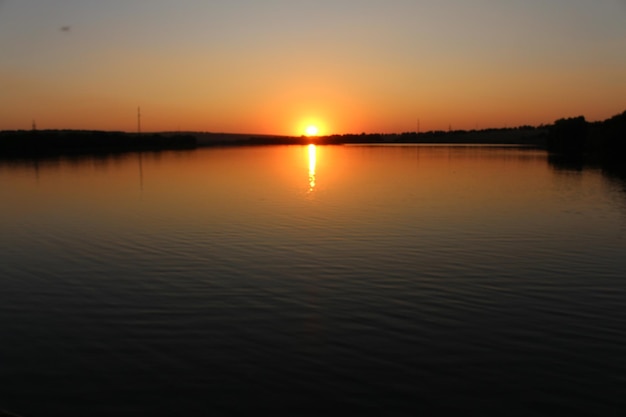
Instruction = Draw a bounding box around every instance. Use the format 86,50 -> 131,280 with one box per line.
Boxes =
0,125 -> 547,158
1,110 -> 623,161
193,126 -> 548,147
0,130 -> 197,158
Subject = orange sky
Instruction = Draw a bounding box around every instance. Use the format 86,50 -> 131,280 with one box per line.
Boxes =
1,1 -> 625,135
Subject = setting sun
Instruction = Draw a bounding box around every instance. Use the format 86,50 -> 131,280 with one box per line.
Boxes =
298,118 -> 327,137
305,125 -> 319,136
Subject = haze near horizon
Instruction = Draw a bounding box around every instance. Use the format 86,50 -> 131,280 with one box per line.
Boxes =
1,0 -> 625,136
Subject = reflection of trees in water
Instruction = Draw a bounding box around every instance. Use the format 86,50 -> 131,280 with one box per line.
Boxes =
0,151 -> 166,193
0,152 -> 128,171
547,154 -> 584,172
602,163 -> 626,194
603,166 -> 626,222
547,155 -> 626,215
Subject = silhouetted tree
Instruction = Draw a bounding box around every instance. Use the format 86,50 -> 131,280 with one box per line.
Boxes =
596,111 -> 626,160
547,116 -> 587,155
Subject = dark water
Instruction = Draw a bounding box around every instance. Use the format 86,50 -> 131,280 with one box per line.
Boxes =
1,145 -> 625,416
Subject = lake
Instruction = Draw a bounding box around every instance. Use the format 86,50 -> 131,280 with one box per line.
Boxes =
1,145 -> 625,416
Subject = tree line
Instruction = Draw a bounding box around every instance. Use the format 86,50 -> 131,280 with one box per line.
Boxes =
547,111 -> 626,161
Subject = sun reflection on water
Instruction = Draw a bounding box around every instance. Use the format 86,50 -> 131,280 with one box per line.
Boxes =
308,144 -> 316,192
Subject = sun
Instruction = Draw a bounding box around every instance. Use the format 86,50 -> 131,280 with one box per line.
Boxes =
305,125 -> 319,136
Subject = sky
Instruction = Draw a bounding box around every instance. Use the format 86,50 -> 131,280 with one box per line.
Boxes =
1,0 -> 625,135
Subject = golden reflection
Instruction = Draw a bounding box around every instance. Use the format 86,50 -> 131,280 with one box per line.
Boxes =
308,144 -> 316,192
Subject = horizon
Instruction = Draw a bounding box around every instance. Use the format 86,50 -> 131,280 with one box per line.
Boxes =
1,1 -> 625,135
4,108 -> 623,138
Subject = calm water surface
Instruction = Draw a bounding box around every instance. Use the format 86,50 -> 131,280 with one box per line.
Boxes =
1,145 -> 625,416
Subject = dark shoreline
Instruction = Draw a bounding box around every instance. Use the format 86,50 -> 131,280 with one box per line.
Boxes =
0,126 -> 548,159
1,110 -> 623,163
0,130 -> 197,159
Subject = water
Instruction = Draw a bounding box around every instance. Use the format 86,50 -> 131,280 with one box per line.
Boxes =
1,145 -> 625,416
